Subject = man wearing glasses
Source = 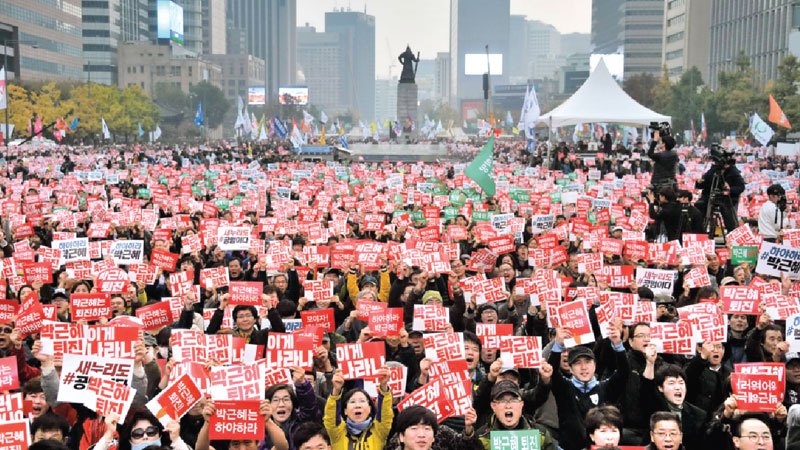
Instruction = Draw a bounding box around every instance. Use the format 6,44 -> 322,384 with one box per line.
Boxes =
732,415 -> 773,450
647,411 -> 684,450
474,380 -> 557,450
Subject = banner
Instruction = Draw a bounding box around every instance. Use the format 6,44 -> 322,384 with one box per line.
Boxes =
731,246 -> 759,266
300,308 -> 335,333
412,304 -> 448,332
209,400 -> 264,440
367,307 -> 403,337
336,342 -> 386,380
109,240 -> 144,265
635,268 -> 677,296
732,371 -> 784,412
87,377 -> 136,419
490,429 -> 540,450
555,301 -> 594,347
217,227 -> 252,251
475,323 -> 513,350
0,421 -> 29,450
263,333 -> 314,371
0,393 -> 23,422
423,332 -> 465,361
650,321 -> 696,355
230,282 -> 263,306
303,279 -> 333,302
151,249 -> 179,272
136,302 -> 174,330
396,379 -> 455,423
0,357 -> 19,391
720,286 -> 760,315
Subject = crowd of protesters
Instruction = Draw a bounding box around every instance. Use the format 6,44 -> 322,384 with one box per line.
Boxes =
1,131 -> 800,450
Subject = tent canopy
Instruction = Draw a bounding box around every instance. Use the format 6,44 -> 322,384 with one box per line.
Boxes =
538,59 -> 670,128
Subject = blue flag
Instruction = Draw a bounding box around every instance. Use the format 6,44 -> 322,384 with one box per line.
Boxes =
194,102 -> 203,127
69,116 -> 79,131
273,116 -> 288,138
138,122 -> 144,137
339,134 -> 348,149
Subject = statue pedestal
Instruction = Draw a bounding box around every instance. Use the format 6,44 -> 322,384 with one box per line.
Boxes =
396,82 -> 418,138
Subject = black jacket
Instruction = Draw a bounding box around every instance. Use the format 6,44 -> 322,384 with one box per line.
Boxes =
649,200 -> 683,242
695,165 -> 745,204
547,341 -> 629,450
647,141 -> 679,186
640,376 -> 709,450
685,355 -> 731,418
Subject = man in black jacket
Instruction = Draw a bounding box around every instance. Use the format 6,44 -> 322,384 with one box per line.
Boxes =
647,129 -> 678,189
647,187 -> 683,242
641,364 -> 708,450
677,190 -> 705,234
547,322 -> 629,450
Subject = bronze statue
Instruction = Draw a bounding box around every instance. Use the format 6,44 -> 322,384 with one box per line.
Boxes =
398,45 -> 419,83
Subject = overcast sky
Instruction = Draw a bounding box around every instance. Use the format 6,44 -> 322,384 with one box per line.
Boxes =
297,0 -> 592,78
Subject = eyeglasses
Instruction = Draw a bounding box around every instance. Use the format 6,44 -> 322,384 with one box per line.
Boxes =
236,314 -> 254,319
272,396 -> 292,404
633,334 -> 651,339
740,433 -> 772,443
130,426 -> 159,440
0,327 -> 12,334
653,431 -> 681,439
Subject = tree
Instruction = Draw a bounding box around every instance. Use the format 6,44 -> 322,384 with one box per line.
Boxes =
623,73 -> 658,109
768,54 -> 800,137
419,99 -> 460,127
712,50 -> 766,136
189,81 -> 229,129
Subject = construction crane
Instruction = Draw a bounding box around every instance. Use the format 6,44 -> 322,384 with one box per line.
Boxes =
385,38 -> 396,79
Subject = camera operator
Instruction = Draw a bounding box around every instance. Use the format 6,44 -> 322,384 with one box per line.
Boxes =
647,124 -> 679,189
758,184 -> 787,242
694,148 -> 745,233
646,186 -> 683,242
677,190 -> 705,234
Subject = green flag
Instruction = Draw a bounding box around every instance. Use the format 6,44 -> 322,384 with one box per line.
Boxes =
464,135 -> 496,196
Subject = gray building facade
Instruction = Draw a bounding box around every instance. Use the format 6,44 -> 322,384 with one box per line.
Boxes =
325,10 -> 375,121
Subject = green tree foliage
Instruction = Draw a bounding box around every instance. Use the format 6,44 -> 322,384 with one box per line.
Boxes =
768,54 -> 800,137
623,72 -> 657,109
189,81 -> 229,129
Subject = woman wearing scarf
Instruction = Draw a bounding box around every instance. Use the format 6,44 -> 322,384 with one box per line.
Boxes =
324,367 -> 393,450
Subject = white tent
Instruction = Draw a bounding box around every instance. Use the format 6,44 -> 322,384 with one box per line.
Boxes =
538,59 -> 671,128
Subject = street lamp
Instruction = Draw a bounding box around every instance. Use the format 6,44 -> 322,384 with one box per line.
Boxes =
3,39 -> 38,150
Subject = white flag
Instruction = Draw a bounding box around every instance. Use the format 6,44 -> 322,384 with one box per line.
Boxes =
101,117 -> 111,139
523,85 -> 540,139
258,124 -> 267,141
0,67 -> 6,110
154,125 -> 162,141
320,111 -> 328,124
750,113 -> 775,147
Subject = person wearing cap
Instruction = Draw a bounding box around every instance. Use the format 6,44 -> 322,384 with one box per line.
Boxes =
654,295 -> 678,322
610,226 -> 624,240
472,358 -> 555,432
346,258 -> 390,307
546,321 -> 628,450
51,291 -> 71,322
785,353 -> 800,408
759,184 -> 786,243
677,190 -> 704,234
474,380 -> 557,450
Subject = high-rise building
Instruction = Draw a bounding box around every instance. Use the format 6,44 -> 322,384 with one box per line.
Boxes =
325,9 -> 375,121
296,25 -> 346,113
177,0 -> 203,54
508,15 -> 528,81
434,52 -> 451,101
450,0 -> 510,108
374,77 -> 398,123
205,53 -> 265,103
118,41 -> 223,96
662,0 -> 711,82
84,0 -> 149,86
0,0 -> 83,80
202,0 -> 226,55
591,0 -> 624,54
591,0 -> 664,77
561,33 -> 592,57
709,0 -> 800,88
526,20 -> 564,80
227,0 -> 296,104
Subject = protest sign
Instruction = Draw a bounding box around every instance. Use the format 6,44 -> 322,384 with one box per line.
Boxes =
555,301 -> 595,346
423,332 -> 465,361
764,294 -> 800,320
364,365 -> 407,398
475,323 -> 513,349
58,354 -> 134,404
650,321 -> 696,355
303,279 -> 334,302
209,400 -> 264,440
217,227 -> 252,251
96,268 -> 129,294
720,286 -> 760,315
599,265 -> 634,288
136,301 -> 173,331
732,370 -> 784,412
300,308 -> 335,333
71,293 -> 111,322
396,379 -> 455,423
40,321 -> 85,357
15,292 -> 44,338
412,304 -> 448,332
635,268 -> 677,296
336,342 -> 386,380
0,393 -> 23,422
685,266 -> 711,288
787,314 -> 800,352
201,266 -> 230,288
169,271 -> 193,297
756,241 -> 800,279
208,361 -> 265,400
146,373 -> 203,426
732,246 -> 759,266
170,329 -> 207,362
151,249 -> 179,272
109,240 -> 144,265
499,336 -> 542,368
87,377 -> 136,419
367,307 -> 403,337
263,333 -> 314,371
490,429 -> 541,450
0,421 -> 29,450
85,325 -> 139,359
0,357 -> 19,391
54,238 -> 89,263
229,282 -> 263,306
